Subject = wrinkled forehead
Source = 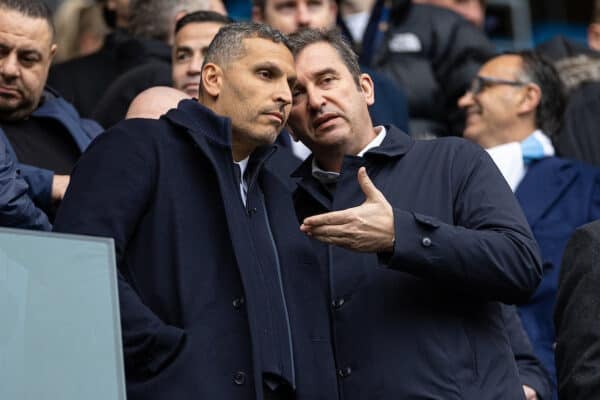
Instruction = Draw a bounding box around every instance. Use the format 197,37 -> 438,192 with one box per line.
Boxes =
0,8 -> 54,48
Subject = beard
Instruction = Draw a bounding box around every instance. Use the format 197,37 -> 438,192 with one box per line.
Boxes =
0,97 -> 36,121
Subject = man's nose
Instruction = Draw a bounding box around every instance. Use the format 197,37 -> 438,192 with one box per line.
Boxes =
306,87 -> 325,111
296,3 -> 311,26
275,80 -> 292,106
0,53 -> 19,78
458,91 -> 474,109
187,53 -> 203,75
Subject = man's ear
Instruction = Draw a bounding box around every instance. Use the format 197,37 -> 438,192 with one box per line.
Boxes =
589,23 -> 600,51
201,63 -> 223,98
358,73 -> 375,106
49,43 -> 57,61
517,83 -> 541,115
251,6 -> 264,23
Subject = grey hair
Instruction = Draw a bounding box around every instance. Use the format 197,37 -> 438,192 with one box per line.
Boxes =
128,0 -> 210,42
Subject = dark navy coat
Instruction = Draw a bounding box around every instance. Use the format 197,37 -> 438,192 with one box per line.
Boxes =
54,100 -> 338,400
0,88 -> 102,212
516,156 -> 600,395
0,139 -> 50,231
292,126 -> 542,399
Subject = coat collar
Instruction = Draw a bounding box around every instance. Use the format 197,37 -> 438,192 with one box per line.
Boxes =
515,157 -> 580,227
164,99 -> 232,148
164,99 -> 276,185
292,124 -> 413,210
292,124 -> 413,178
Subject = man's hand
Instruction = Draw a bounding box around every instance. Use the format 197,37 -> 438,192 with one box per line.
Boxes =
300,167 -> 395,252
523,385 -> 538,400
52,174 -> 70,202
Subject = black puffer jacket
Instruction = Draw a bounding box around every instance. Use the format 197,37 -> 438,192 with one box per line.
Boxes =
339,0 -> 495,137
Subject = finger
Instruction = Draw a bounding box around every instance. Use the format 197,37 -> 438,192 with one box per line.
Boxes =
303,209 -> 354,227
309,224 -> 351,238
357,167 -> 383,201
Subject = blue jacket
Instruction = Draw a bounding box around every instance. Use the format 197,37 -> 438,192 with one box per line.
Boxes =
0,88 -> 102,212
0,140 -> 50,231
516,156 -> 600,395
54,100 -> 338,400
292,126 -> 542,399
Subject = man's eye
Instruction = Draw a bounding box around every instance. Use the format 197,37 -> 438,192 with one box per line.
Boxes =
175,52 -> 191,62
320,75 -> 335,85
258,70 -> 273,79
275,1 -> 297,11
307,0 -> 324,9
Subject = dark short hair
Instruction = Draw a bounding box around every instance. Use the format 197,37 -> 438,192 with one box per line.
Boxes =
512,50 -> 566,140
202,22 -> 289,69
175,11 -> 232,35
200,22 -> 290,94
287,28 -> 361,87
0,0 -> 54,37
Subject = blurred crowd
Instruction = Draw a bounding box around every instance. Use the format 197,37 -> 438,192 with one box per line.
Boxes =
4,0 -> 600,399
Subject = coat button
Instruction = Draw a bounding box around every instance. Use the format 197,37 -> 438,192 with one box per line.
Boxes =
232,296 -> 245,310
233,370 -> 246,385
247,207 -> 257,216
338,366 -> 352,378
331,297 -> 346,309
421,237 -> 432,247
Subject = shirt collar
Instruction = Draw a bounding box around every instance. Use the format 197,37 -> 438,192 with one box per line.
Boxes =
311,126 -> 386,184
485,130 -> 554,192
234,156 -> 249,179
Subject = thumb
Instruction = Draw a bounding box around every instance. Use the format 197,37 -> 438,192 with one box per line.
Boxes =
357,167 -> 383,201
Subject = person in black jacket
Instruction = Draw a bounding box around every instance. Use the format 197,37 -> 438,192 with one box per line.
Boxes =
338,0 -> 495,137
555,220 -> 600,399
286,28 -> 543,400
54,23 -> 338,400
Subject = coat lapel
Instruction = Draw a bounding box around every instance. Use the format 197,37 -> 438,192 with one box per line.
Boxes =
516,157 -> 579,227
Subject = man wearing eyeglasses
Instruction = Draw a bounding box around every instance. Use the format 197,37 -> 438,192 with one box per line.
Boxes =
459,51 -> 600,399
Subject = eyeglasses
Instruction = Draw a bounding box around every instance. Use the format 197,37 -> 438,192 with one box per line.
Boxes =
468,76 -> 529,95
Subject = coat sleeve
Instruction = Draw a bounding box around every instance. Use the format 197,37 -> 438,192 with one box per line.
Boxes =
17,163 -> 54,213
53,123 -> 186,378
384,145 -> 542,304
503,304 -> 552,400
0,144 -> 51,231
554,222 -> 600,399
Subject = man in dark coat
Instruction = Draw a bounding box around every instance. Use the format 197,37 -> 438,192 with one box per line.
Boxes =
0,0 -> 102,223
0,139 -> 50,231
54,23 -> 338,400
555,220 -> 600,399
285,28 -> 542,399
458,51 -> 600,398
